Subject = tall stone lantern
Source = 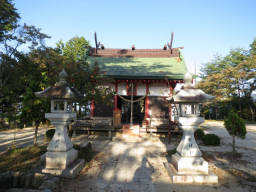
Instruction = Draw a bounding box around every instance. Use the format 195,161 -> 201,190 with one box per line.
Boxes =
168,72 -> 218,183
36,69 -> 84,178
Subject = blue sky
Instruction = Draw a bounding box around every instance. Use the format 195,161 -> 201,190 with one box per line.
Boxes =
14,0 -> 256,73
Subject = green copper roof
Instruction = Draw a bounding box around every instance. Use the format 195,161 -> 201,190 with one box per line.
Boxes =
88,56 -> 187,79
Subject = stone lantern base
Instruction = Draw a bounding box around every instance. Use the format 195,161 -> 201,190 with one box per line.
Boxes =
42,148 -> 84,178
164,162 -> 218,184
171,153 -> 208,175
42,146 -> 85,179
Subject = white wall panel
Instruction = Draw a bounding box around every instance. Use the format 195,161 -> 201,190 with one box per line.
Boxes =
117,82 -> 127,95
137,83 -> 146,96
149,83 -> 170,96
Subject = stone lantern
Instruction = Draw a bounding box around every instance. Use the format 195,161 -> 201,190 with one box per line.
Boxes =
168,72 -> 218,183
35,69 -> 84,178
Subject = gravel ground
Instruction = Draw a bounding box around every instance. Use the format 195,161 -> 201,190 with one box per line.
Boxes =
61,121 -> 256,192
1,121 -> 256,192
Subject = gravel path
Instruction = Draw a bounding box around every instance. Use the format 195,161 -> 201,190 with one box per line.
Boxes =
0,127 -> 47,153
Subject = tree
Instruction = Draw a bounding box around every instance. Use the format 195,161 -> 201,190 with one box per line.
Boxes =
224,110 -> 246,157
0,6 -> 51,143
18,53 -> 50,145
0,0 -> 20,42
0,24 -> 50,125
56,36 -> 90,62
198,43 -> 256,120
56,37 -> 113,116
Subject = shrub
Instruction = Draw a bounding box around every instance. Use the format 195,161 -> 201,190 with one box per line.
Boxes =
46,129 -> 55,141
194,128 -> 205,140
224,110 -> 246,154
202,134 -> 220,146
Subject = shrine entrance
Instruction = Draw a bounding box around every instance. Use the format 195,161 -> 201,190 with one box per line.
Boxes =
117,96 -> 145,126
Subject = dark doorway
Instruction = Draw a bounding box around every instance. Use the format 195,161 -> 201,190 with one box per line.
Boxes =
118,96 -> 145,124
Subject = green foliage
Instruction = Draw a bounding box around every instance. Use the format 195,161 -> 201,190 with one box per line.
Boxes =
198,39 -> 256,121
57,36 -> 90,62
194,128 -> 205,140
46,129 -> 55,141
56,37 -> 114,116
0,0 -> 20,42
202,134 -> 220,146
224,111 -> 246,139
250,38 -> 256,55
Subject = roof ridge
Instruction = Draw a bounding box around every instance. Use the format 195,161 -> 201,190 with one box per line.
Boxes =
89,47 -> 180,58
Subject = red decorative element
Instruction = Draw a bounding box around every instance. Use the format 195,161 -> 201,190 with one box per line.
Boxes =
170,85 -> 174,95
90,100 -> 95,117
145,84 -> 150,119
115,81 -> 118,111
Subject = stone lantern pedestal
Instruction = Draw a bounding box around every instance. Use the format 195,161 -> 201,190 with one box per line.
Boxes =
172,117 -> 208,175
42,113 -> 83,177
165,72 -> 218,184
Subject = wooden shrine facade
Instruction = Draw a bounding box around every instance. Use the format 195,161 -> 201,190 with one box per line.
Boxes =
87,43 -> 187,130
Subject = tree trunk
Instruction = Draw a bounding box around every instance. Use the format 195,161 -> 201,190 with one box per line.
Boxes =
34,123 -> 39,146
12,121 -> 17,148
215,106 -> 218,120
237,85 -> 242,117
232,135 -> 236,157
79,104 -> 81,116
74,102 -> 77,112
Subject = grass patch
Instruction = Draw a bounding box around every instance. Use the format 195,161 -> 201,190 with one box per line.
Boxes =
0,145 -> 47,172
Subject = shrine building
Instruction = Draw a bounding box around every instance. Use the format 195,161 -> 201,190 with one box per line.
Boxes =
87,44 -> 187,132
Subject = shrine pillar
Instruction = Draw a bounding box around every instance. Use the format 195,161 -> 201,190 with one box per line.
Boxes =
113,81 -> 121,127
90,100 -> 95,117
145,83 -> 150,123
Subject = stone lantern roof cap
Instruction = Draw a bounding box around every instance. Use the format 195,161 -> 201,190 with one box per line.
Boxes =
171,72 -> 215,103
35,69 -> 82,100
